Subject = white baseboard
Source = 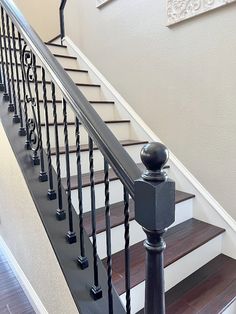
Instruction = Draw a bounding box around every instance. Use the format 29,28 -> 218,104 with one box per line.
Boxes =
64,35 -> 236,236
0,236 -> 48,314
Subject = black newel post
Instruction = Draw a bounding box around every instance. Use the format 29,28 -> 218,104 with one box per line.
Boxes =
134,142 -> 175,314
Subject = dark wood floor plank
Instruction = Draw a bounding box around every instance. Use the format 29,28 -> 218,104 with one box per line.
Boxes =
0,249 -> 35,313
83,190 -> 194,237
103,219 -> 225,295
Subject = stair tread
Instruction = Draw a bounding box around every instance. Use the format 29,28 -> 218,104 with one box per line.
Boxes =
53,53 -> 77,60
103,218 -> 225,295
83,190 -> 194,237
51,139 -> 148,155
16,79 -> 99,87
65,162 -> 170,190
41,119 -> 130,127
138,254 -> 235,314
46,42 -> 67,48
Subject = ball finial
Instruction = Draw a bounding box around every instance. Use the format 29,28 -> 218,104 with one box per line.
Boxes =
141,142 -> 169,181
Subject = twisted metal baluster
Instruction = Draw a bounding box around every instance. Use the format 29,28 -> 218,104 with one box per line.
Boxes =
42,68 -> 59,191
104,159 -> 113,313
1,8 -> 13,108
51,82 -> 65,220
12,23 -> 25,136
63,98 -> 76,244
6,14 -> 20,123
0,26 -> 7,95
89,136 -> 102,300
124,187 -> 131,314
18,34 -> 30,148
76,117 -> 88,269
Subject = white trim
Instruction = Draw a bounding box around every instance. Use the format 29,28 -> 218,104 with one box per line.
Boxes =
0,236 -> 48,314
64,35 -> 236,233
96,0 -> 112,8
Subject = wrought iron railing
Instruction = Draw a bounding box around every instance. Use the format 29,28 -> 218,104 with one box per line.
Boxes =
0,0 -> 175,313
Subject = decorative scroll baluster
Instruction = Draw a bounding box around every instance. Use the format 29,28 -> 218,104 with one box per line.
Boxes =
6,14 -> 20,123
63,98 -> 76,243
124,187 -> 131,314
89,136 -> 102,300
104,159 -> 113,313
18,34 -> 30,148
11,23 -> 26,136
1,8 -> 12,107
0,27 -> 6,93
51,82 -> 65,220
31,54 -> 46,174
75,117 -> 88,269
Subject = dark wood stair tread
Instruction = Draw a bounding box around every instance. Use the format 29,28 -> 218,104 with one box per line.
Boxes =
46,42 -> 67,48
41,119 -> 130,127
16,79 -> 99,88
104,218 -> 225,295
53,53 -> 77,60
138,254 -> 235,314
65,163 -> 171,190
83,190 -> 194,237
51,139 -> 148,155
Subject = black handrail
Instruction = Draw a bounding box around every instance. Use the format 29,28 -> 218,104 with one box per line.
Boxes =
59,0 -> 67,42
1,0 -> 141,198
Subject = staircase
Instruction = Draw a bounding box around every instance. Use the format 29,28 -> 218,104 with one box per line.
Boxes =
0,0 -> 235,313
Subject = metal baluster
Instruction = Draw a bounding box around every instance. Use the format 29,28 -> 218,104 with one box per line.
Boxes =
63,98 -> 76,243
76,117 -> 88,269
12,23 -> 26,136
1,7 -> 13,108
40,68 -> 53,183
104,159 -> 113,313
18,34 -> 30,148
124,187 -> 131,314
89,136 -> 102,300
51,82 -> 65,219
32,54 -> 46,171
6,14 -> 20,123
0,26 -> 8,98
42,67 -> 59,191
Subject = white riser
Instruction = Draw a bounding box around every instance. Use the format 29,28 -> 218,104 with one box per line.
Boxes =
18,82 -> 104,101
47,45 -> 68,55
95,199 -> 193,260
52,144 -> 143,177
12,66 -> 91,85
41,122 -> 131,147
71,179 -> 124,213
53,56 -> 79,68
39,101 -> 116,124
120,235 -> 223,314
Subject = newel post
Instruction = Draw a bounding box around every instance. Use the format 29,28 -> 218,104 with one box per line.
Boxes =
134,142 -> 175,314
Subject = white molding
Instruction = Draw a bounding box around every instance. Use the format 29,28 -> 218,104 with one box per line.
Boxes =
64,35 -> 236,235
167,0 -> 236,26
0,236 -> 48,314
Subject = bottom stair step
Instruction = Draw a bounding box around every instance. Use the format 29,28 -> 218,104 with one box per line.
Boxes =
137,254 -> 236,314
103,219 -> 225,296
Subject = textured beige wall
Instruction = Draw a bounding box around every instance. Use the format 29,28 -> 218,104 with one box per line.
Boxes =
64,0 -> 236,220
13,0 -> 60,41
0,123 -> 78,314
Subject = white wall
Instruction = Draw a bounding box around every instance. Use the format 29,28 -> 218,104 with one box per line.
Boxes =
64,0 -> 236,220
0,122 -> 78,314
13,0 -> 60,41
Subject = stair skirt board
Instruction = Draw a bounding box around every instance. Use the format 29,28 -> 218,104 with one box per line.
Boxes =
93,199 -> 193,259
120,235 -> 223,313
52,143 -> 144,176
41,121 -> 132,146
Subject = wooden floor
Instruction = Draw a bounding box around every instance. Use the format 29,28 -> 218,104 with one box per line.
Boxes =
0,249 -> 35,314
